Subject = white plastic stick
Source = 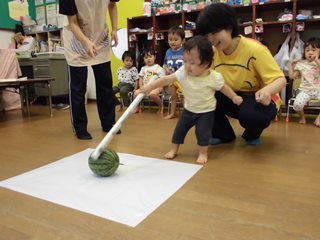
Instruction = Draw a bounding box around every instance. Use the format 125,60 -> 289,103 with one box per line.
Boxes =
90,75 -> 158,161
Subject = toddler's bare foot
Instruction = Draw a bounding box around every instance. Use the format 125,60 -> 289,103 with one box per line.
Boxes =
165,149 -> 177,159
132,107 -> 140,114
196,152 -> 208,164
157,107 -> 163,114
298,118 -> 306,124
314,116 -> 320,127
164,113 -> 176,120
116,105 -> 123,112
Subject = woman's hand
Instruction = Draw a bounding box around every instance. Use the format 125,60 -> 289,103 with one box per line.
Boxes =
255,89 -> 271,105
84,40 -> 97,58
111,29 -> 118,47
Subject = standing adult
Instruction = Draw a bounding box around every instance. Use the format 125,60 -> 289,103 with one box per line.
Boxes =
59,0 -> 119,140
196,3 -> 286,145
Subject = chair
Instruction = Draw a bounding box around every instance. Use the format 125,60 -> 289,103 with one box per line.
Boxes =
161,85 -> 184,116
161,85 -> 171,114
129,89 -> 163,113
285,78 -> 320,122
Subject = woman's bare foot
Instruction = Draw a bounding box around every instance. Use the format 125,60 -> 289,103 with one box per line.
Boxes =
298,118 -> 306,124
314,115 -> 320,127
165,149 -> 177,159
196,152 -> 208,164
164,113 -> 176,120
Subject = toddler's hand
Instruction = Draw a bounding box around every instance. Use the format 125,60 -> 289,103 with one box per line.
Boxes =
232,95 -> 243,106
291,59 -> 299,67
140,85 -> 151,94
255,89 -> 271,105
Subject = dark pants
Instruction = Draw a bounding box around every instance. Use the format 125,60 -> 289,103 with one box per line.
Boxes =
113,82 -> 134,107
172,109 -> 215,146
68,62 -> 115,134
212,92 -> 277,142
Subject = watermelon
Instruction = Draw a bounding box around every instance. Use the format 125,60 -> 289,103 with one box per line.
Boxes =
88,149 -> 120,177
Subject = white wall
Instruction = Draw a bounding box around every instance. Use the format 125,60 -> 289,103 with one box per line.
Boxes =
0,30 -> 14,49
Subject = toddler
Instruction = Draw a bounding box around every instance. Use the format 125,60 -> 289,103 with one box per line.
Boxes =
163,26 -> 185,120
288,38 -> 320,126
113,51 -> 139,108
133,48 -> 165,113
141,36 -> 243,164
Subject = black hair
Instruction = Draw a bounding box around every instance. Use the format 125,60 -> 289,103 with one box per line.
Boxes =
183,35 -> 213,68
196,3 -> 239,38
121,50 -> 135,62
305,37 -> 320,49
141,47 -> 157,58
14,24 -> 25,36
303,37 -> 320,59
168,25 -> 185,39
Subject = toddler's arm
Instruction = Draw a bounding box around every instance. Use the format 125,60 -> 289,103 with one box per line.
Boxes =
138,77 -> 143,89
163,64 -> 171,75
133,80 -> 139,91
288,60 -> 300,80
220,84 -> 243,106
140,74 -> 177,94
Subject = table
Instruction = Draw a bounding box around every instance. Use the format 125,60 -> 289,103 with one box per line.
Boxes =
0,77 -> 55,117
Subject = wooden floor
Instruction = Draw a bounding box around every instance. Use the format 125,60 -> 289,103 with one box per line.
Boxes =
0,102 -> 320,240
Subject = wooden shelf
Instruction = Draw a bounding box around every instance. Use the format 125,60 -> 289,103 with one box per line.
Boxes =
127,0 -> 319,66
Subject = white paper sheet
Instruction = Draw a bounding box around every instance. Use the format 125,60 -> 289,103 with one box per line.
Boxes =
0,149 -> 201,227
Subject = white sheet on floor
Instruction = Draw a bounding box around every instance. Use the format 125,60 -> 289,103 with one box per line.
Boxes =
0,148 -> 201,227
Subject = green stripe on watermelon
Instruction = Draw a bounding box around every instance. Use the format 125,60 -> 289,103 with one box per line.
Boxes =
88,148 -> 120,177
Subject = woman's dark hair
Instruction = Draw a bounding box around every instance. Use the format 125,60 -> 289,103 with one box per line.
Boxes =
196,3 -> 239,38
168,25 -> 185,40
183,35 -> 213,68
121,50 -> 135,62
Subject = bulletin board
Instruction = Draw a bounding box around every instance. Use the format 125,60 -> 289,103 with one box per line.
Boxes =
0,0 -> 36,30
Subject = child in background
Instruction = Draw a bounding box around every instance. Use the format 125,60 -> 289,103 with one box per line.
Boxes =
163,26 -> 185,120
133,48 -> 165,113
141,36 -> 243,164
113,51 -> 139,109
288,38 -> 320,127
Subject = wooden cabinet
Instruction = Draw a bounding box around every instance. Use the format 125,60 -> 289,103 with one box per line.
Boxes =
128,0 -> 320,64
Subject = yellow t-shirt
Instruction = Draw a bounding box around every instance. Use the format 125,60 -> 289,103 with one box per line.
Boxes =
211,36 -> 284,92
175,66 -> 224,113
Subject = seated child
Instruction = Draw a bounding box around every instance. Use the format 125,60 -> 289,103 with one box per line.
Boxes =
288,37 -> 320,127
140,36 -> 243,164
113,51 -> 139,109
133,48 -> 165,113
